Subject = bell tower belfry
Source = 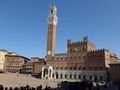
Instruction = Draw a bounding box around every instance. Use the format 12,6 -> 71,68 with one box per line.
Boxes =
46,4 -> 58,58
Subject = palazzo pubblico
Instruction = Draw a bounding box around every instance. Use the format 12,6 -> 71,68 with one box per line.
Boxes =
41,4 -> 118,81
0,4 -> 119,81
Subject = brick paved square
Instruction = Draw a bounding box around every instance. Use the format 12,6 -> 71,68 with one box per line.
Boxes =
0,74 -> 57,89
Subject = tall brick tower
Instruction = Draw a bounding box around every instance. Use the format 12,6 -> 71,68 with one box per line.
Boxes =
46,4 -> 58,59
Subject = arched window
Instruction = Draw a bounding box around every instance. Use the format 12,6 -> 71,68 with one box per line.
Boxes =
52,57 -> 54,60
99,54 -> 103,58
88,55 -> 92,59
65,57 -> 67,60
78,75 -> 81,79
70,66 -> 72,70
70,74 -> 72,79
83,56 -> 85,59
65,67 -> 67,70
83,75 -> 86,79
51,10 -> 53,14
70,57 -> 72,60
74,57 -> 76,60
99,66 -> 103,70
74,67 -> 77,70
89,75 -> 92,80
74,74 -> 76,79
78,66 -> 81,70
60,67 -> 63,70
89,67 -> 92,70
56,57 -> 59,60
82,67 -> 86,70
78,56 -> 81,60
93,55 -> 97,58
94,67 -> 97,70
60,74 -> 62,79
65,74 -> 67,78
83,47 -> 85,51
60,57 -> 63,60
56,67 -> 58,70
52,74 -> 54,77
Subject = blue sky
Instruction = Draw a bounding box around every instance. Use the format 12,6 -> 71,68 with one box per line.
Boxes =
0,0 -> 120,59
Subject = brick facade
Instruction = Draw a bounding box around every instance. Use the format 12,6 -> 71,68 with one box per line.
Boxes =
42,4 -> 119,81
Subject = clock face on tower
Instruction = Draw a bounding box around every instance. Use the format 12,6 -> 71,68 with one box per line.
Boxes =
74,47 -> 79,51
47,51 -> 51,55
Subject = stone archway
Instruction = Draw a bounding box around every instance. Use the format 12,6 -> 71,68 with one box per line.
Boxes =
49,69 -> 51,78
43,68 -> 48,79
42,65 -> 53,79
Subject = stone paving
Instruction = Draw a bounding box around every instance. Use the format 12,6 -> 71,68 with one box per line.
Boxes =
0,74 -> 58,89
0,73 -> 117,90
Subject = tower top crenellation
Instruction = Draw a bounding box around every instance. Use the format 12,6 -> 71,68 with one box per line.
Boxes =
47,4 -> 58,25
88,49 -> 109,53
67,36 -> 88,45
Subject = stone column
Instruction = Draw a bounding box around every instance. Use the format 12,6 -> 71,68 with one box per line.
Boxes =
76,75 -> 78,79
58,74 -> 60,79
47,69 -> 50,79
63,74 -> 65,79
54,72 -> 56,79
50,70 -> 53,78
42,70 -> 44,79
67,74 -> 70,79
86,75 -> 89,80
97,75 -> 100,81
72,74 -> 74,79
104,74 -> 106,81
92,75 -> 94,81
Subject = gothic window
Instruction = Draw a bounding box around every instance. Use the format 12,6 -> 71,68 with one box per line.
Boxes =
83,56 -> 85,59
88,55 -> 92,59
51,10 -> 53,14
60,57 -> 63,60
65,57 -> 67,60
83,75 -> 86,79
60,67 -> 63,70
99,54 -> 103,58
52,74 -> 54,77
70,57 -> 72,60
70,74 -> 72,79
65,67 -> 67,70
74,57 -> 76,60
89,75 -> 92,80
56,57 -> 59,60
74,75 -> 76,79
100,76 -> 103,81
78,75 -> 81,79
93,55 -> 97,58
94,67 -> 97,70
99,66 -> 103,70
89,67 -> 92,70
65,74 -> 67,78
70,66 -> 72,70
83,47 -> 85,51
78,56 -> 81,60
52,57 -> 54,60
70,49 -> 72,52
74,67 -> 77,70
78,67 -> 81,70
60,74 -> 62,79
82,67 -> 86,70
56,67 -> 58,70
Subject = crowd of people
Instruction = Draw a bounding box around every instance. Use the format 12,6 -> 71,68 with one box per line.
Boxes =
60,81 -> 100,90
0,81 -> 99,90
0,79 -> 120,90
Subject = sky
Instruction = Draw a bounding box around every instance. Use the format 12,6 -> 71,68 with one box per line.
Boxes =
0,0 -> 120,59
